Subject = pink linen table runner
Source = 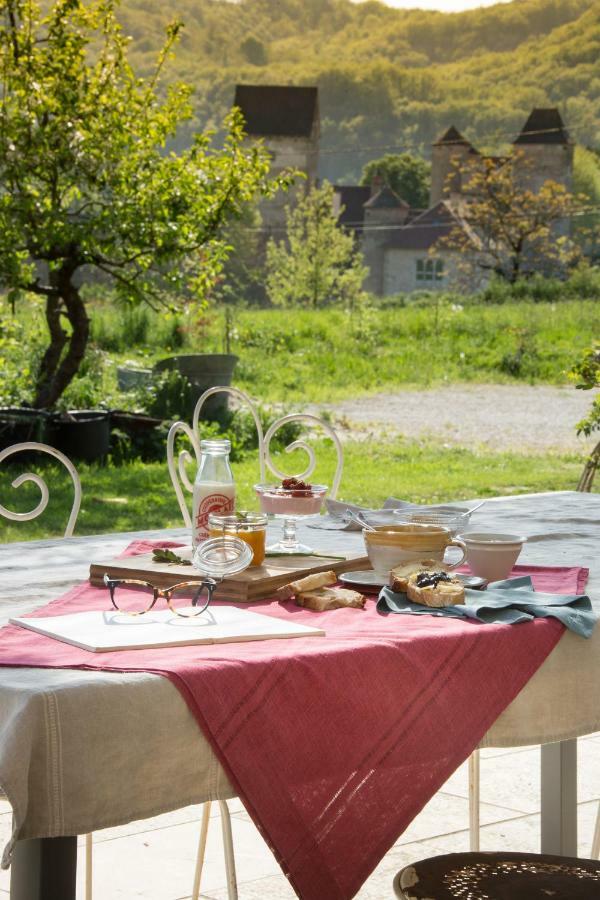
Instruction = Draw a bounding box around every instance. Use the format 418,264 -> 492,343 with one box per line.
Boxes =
0,542 -> 588,900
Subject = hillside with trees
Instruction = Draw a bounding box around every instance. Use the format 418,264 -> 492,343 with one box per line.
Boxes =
118,0 -> 600,181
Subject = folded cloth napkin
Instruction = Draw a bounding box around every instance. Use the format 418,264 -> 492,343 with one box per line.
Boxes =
378,575 -> 597,638
310,497 -> 474,531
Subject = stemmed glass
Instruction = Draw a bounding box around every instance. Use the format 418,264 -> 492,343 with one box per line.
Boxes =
254,482 -> 327,555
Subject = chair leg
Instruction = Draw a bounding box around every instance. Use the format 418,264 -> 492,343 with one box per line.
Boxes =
84,833 -> 93,900
218,800 -> 238,900
592,802 -> 600,859
468,751 -> 480,852
191,802 -> 212,900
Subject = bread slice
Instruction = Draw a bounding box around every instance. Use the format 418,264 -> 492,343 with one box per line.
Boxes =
277,570 -> 337,600
406,572 -> 465,608
296,587 -> 366,611
389,559 -> 448,593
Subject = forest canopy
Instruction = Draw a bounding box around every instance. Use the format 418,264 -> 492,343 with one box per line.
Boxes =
117,0 -> 600,182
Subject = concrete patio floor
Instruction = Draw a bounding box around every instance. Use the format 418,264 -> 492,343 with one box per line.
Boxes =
1,735 -> 599,898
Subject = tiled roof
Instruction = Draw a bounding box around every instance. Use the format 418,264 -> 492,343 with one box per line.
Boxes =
364,185 -> 409,210
233,85 -> 318,138
514,108 -> 571,145
382,201 -> 464,251
333,185 -> 371,230
433,126 -> 476,150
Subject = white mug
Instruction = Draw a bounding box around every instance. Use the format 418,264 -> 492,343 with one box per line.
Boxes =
459,532 -> 526,583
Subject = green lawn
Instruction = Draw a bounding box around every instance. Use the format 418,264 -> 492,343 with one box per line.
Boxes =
3,296 -> 598,409
0,439 -> 589,543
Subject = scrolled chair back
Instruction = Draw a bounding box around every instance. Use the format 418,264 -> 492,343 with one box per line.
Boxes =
0,442 -> 81,538
167,386 -> 344,526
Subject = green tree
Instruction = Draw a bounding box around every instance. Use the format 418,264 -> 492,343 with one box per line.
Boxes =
437,154 -> 582,284
0,0 -> 285,408
240,35 -> 267,66
570,343 -> 600,491
360,153 -> 431,208
265,183 -> 367,308
573,145 -> 600,262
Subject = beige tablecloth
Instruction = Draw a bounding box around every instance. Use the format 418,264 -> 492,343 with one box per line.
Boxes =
0,491 -> 598,863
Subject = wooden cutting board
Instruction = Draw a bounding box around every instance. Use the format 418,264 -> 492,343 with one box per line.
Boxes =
89,548 -> 372,602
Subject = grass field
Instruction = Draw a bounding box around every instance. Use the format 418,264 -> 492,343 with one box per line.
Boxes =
0,439 -> 589,542
1,288 -> 596,542
2,294 -> 598,408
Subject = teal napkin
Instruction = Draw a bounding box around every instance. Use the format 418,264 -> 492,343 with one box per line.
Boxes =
378,576 -> 597,638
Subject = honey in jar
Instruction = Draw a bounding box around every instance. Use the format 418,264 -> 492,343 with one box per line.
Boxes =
207,513 -> 267,567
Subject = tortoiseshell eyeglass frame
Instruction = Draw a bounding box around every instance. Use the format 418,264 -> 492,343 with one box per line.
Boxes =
103,574 -> 217,617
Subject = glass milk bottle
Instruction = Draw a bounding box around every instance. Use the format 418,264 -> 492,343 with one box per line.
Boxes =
192,439 -> 235,547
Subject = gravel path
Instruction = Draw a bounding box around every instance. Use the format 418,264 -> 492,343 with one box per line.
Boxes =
313,385 -> 599,453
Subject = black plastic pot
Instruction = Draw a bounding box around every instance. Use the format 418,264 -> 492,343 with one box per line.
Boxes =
110,410 -> 163,435
46,410 -> 110,464
0,407 -> 49,453
153,354 -> 238,419
109,410 -> 165,462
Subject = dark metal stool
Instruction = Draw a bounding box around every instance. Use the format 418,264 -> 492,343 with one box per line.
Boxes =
393,851 -> 600,899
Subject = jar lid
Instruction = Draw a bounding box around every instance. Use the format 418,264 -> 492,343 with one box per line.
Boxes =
192,536 -> 253,579
200,439 -> 231,453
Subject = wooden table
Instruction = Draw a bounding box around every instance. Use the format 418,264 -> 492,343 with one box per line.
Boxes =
1,491 -> 598,899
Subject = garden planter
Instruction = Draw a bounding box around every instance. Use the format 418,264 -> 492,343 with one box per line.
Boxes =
0,407 -> 49,453
153,354 -> 238,419
117,365 -> 153,392
109,410 -> 165,462
110,410 -> 163,435
46,410 -> 110,464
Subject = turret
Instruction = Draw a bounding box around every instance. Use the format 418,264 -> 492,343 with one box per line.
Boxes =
430,126 -> 478,206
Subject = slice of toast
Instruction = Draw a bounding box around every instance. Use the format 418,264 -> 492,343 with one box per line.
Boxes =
296,587 -> 365,611
389,559 -> 448,593
276,570 -> 337,601
406,572 -> 464,608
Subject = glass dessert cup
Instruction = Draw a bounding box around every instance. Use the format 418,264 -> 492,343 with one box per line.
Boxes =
254,482 -> 328,555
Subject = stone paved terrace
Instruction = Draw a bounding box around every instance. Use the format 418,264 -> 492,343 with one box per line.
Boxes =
1,735 -> 598,898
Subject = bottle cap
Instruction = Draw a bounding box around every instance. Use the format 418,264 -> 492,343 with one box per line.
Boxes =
192,536 -> 252,579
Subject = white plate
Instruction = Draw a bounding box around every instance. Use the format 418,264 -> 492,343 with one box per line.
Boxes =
339,570 -> 487,592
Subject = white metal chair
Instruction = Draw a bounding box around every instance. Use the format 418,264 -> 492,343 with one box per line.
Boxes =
0,441 -> 81,537
167,387 -> 344,900
0,443 -> 92,895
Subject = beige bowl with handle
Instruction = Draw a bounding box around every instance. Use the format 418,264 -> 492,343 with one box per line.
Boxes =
363,524 -> 467,577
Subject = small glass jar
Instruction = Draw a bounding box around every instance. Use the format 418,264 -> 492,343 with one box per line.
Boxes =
208,513 -> 268,567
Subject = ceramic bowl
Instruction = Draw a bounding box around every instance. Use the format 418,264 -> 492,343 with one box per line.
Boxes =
363,524 -> 466,576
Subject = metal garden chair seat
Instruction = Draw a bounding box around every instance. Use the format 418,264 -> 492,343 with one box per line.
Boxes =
393,851 -> 600,899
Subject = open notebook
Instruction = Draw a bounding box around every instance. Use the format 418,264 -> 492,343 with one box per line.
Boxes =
10,606 -> 325,653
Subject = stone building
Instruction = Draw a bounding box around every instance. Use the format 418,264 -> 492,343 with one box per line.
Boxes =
233,84 -> 320,236
356,108 -> 573,295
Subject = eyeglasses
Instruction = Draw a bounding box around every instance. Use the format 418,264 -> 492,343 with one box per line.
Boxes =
103,574 -> 216,618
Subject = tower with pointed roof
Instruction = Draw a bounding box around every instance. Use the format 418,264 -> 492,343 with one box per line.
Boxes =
234,84 -> 320,234
430,126 -> 479,206
512,108 -> 573,197
362,182 -> 410,294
